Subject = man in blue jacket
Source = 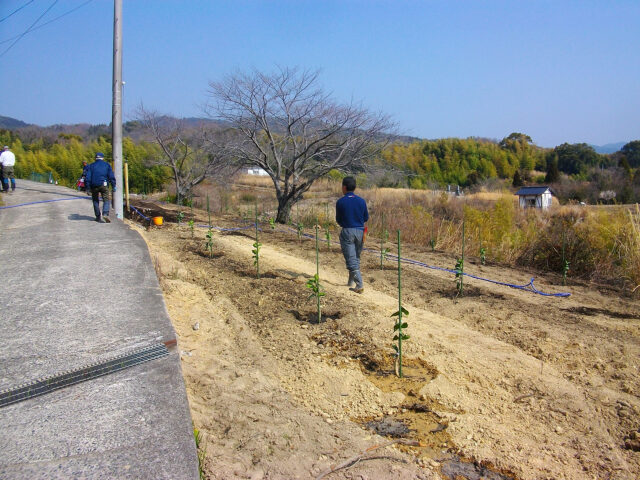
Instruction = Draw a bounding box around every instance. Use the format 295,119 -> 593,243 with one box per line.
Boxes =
85,152 -> 116,223
336,176 -> 369,293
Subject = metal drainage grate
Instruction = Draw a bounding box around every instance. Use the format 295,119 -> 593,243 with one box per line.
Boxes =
0,343 -> 169,408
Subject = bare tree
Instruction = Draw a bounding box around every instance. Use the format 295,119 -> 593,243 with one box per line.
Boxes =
136,106 -> 234,205
206,67 -> 394,223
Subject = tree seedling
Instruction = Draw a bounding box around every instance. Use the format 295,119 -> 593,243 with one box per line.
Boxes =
297,222 -> 304,242
430,216 -> 436,251
205,195 -> 213,257
392,230 -> 409,377
177,211 -> 184,224
205,228 -> 214,258
269,217 -> 276,230
189,203 -> 195,237
306,223 -> 324,323
455,216 -> 466,296
324,226 -> 332,251
561,228 -> 569,286
253,206 -> 262,278
479,247 -> 486,265
454,257 -> 464,296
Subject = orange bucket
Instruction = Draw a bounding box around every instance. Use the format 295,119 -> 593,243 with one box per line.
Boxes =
152,216 -> 164,226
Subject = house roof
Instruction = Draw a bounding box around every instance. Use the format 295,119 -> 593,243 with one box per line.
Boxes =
515,186 -> 552,196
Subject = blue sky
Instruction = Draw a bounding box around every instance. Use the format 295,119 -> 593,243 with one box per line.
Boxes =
1,0 -> 638,147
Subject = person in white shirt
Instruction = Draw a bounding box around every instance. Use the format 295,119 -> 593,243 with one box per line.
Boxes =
0,146 -> 16,192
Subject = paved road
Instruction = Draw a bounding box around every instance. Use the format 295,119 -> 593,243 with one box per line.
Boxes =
0,181 -> 199,479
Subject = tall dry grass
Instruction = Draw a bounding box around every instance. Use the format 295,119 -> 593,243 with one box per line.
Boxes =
360,189 -> 640,294
627,204 -> 640,292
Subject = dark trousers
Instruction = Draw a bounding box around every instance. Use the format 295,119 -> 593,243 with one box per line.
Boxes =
339,228 -> 364,288
91,185 -> 111,218
1,166 -> 15,191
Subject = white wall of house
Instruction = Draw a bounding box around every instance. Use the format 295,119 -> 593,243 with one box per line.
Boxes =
247,168 -> 269,176
518,192 -> 552,209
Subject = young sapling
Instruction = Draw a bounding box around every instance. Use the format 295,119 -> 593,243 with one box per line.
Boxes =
324,225 -> 332,251
297,222 -> 304,242
561,228 -> 569,286
429,216 -> 436,252
177,211 -> 184,224
189,203 -> 195,237
391,230 -> 409,377
454,257 -> 464,295
253,205 -> 262,278
205,195 -> 214,257
457,216 -> 466,295
306,223 -> 325,323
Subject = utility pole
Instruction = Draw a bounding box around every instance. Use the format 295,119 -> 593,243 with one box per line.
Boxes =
112,0 -> 123,219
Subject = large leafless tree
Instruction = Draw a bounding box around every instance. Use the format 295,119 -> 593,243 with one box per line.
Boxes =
137,106 -> 234,205
206,67 -> 394,223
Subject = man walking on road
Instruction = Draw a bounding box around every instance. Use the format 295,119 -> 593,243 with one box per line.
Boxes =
86,152 -> 116,223
0,145 -> 16,192
336,176 -> 369,293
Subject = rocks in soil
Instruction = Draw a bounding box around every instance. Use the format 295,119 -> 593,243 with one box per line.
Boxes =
623,430 -> 640,451
365,417 -> 410,437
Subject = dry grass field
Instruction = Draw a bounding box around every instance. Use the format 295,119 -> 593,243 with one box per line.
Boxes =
128,190 -> 640,479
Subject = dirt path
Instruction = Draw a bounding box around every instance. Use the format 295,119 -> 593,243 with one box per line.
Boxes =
131,206 -> 639,480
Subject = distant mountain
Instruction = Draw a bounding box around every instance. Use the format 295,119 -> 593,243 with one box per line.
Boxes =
0,115 -> 30,129
591,142 -> 627,154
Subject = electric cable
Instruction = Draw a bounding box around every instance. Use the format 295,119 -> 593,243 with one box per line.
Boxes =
0,0 -> 35,24
0,0 -> 94,45
0,0 -> 58,57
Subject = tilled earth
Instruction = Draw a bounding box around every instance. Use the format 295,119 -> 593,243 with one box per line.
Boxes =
130,200 -> 640,480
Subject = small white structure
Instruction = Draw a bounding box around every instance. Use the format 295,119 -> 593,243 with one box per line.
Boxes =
246,167 -> 269,176
515,186 -> 553,209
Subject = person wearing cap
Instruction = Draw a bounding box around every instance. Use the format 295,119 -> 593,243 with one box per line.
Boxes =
335,176 -> 369,293
85,152 -> 116,223
0,145 -> 16,192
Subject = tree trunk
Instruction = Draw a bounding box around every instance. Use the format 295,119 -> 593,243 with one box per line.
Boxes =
275,195 -> 293,224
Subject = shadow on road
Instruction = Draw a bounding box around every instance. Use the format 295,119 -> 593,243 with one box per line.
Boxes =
68,214 -> 96,222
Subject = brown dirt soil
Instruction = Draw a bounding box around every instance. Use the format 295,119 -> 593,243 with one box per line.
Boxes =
129,200 -> 640,480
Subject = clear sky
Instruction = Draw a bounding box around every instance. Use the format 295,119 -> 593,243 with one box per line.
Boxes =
1,0 -> 638,147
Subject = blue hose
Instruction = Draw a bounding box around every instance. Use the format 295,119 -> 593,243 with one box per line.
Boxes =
128,208 -> 571,297
129,205 -> 152,221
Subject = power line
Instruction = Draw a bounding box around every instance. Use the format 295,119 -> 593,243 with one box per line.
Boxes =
0,0 -> 94,46
0,0 -> 35,24
0,0 -> 59,58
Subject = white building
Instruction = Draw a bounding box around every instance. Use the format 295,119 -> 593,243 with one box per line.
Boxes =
515,186 -> 553,209
246,167 -> 269,176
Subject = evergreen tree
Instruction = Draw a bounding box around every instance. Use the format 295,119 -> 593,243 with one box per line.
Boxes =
545,155 -> 560,183
512,170 -> 523,187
